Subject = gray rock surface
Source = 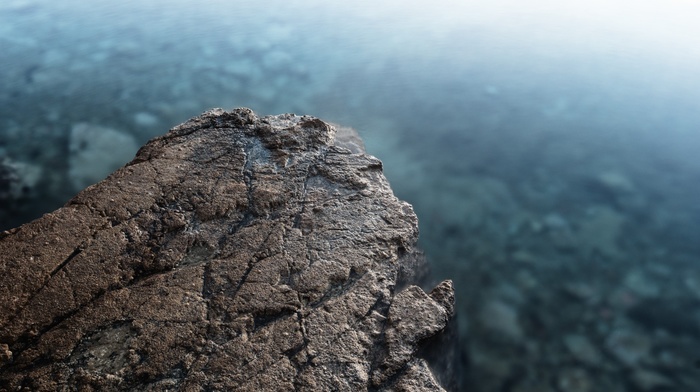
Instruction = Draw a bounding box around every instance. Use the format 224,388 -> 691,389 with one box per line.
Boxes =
0,108 -> 454,391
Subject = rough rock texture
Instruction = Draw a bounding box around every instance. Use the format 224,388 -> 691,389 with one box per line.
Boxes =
0,108 -> 454,391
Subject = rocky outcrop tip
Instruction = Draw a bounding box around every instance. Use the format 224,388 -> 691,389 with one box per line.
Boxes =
0,108 -> 454,391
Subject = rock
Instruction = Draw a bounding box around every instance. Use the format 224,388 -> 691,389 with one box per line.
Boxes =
623,269 -> 660,298
576,207 -> 626,259
478,299 -> 523,341
561,282 -> 599,304
556,368 -> 592,392
542,213 -> 570,231
587,171 -> 644,212
373,281 -> 454,385
562,334 -> 603,366
0,343 -> 11,366
332,124 -> 366,154
68,122 -> 140,192
594,171 -> 636,195
132,111 -> 161,128
0,108 -> 454,391
683,270 -> 700,299
630,369 -> 675,391
604,328 -> 652,367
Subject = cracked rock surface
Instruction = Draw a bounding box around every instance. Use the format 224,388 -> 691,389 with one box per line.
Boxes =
0,108 -> 454,391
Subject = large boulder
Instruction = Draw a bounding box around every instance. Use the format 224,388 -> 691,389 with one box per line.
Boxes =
0,108 -> 454,391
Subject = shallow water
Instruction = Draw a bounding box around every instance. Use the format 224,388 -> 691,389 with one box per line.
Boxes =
2,0 -> 700,390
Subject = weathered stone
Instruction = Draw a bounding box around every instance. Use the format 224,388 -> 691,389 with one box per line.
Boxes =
0,108 -> 454,391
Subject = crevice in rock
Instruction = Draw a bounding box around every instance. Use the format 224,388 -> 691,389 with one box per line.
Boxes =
292,165 -> 313,230
253,309 -> 296,331
49,245 -> 85,278
368,360 -> 411,392
308,266 -> 368,309
290,309 -> 313,388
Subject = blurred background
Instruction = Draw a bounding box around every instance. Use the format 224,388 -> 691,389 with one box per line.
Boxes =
2,0 -> 699,390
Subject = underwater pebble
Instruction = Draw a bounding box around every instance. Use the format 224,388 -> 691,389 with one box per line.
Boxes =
543,212 -> 569,230
623,270 -> 660,298
630,369 -> 675,391
605,329 -> 651,367
556,368 -> 592,392
576,206 -> 625,258
562,282 -> 599,303
683,271 -> 700,299
595,171 -> 636,194
607,287 -> 640,310
563,334 -> 603,366
68,123 -> 139,191
478,299 -> 523,340
133,112 -> 160,128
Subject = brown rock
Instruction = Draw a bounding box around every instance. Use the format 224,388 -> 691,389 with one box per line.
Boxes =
0,108 -> 454,391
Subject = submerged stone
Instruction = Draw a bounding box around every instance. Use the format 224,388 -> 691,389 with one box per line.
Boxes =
68,122 -> 140,192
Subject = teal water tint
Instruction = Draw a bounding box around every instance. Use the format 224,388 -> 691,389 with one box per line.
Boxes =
2,0 -> 700,389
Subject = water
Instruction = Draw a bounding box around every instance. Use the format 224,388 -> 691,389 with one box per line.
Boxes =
2,0 -> 700,390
